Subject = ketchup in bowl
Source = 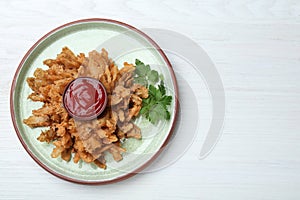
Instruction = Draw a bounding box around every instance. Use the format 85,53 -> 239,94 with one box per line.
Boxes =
63,77 -> 107,120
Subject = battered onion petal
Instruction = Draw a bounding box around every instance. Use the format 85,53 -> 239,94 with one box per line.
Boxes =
23,47 -> 148,169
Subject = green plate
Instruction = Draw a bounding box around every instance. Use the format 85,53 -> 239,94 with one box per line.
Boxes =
10,19 -> 178,184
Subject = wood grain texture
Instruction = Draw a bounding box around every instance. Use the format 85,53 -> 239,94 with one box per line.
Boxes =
1,0 -> 300,199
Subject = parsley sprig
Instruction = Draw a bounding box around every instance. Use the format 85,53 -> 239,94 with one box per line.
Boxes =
134,59 -> 172,124
134,59 -> 160,86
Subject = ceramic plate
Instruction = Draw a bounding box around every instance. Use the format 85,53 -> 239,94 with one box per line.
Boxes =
10,19 -> 178,184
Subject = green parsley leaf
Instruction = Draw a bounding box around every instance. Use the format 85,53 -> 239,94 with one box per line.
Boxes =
160,95 -> 172,106
142,81 -> 172,122
134,76 -> 148,86
148,70 -> 159,83
149,104 -> 164,124
135,59 -> 143,66
135,59 -> 150,77
134,59 -> 173,124
159,74 -> 164,81
158,81 -> 166,96
134,60 -> 160,86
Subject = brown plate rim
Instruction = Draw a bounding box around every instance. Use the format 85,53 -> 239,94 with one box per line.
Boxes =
10,18 -> 179,185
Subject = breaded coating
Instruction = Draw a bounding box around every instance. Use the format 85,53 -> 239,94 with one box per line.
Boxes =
23,47 -> 148,169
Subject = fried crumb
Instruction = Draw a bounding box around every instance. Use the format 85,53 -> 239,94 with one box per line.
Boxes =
23,47 -> 148,169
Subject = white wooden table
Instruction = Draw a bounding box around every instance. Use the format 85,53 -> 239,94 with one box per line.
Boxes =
1,0 -> 300,199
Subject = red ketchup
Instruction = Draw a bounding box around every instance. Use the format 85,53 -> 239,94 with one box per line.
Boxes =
63,77 -> 107,120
